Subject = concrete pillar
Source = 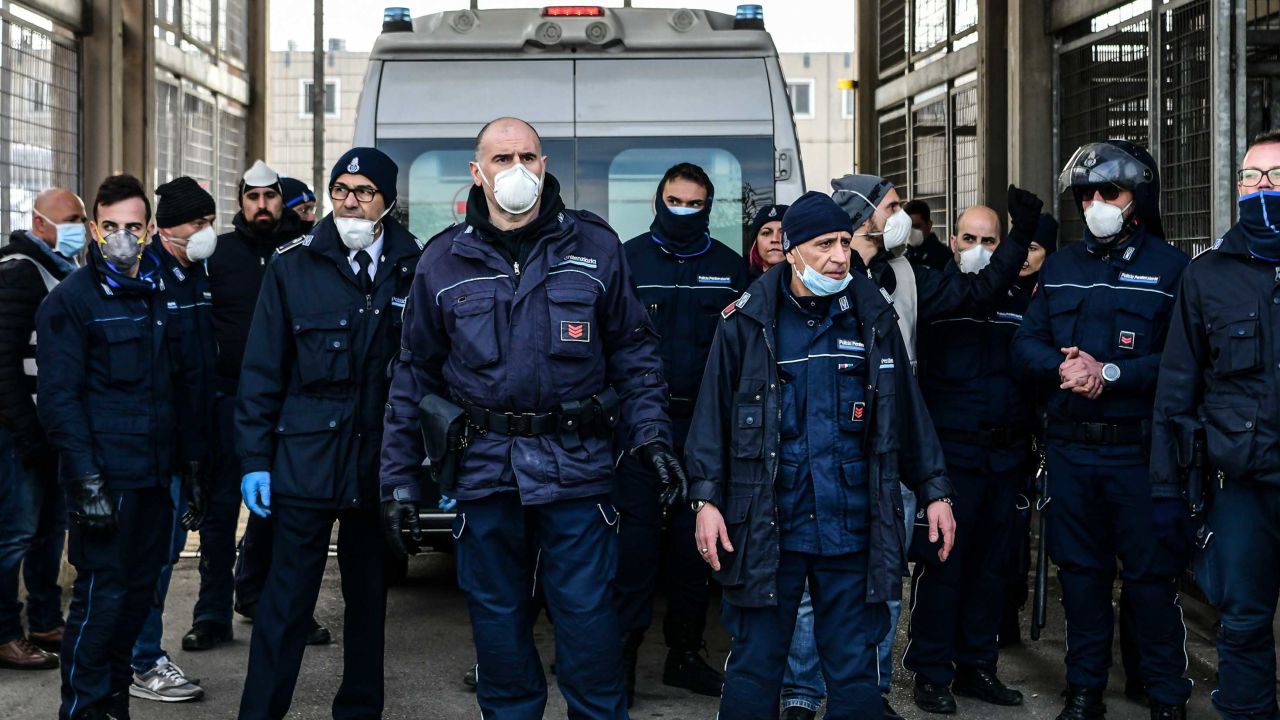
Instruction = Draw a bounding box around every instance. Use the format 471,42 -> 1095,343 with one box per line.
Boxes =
1007,0 -> 1055,202
81,0 -> 150,197
977,0 -> 1009,219
855,0 -> 878,174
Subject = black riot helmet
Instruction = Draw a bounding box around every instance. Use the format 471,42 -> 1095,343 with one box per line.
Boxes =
1058,140 -> 1165,242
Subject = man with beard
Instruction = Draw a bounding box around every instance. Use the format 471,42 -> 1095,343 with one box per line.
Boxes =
182,161 -> 329,653
380,116 -> 682,719
613,163 -> 747,705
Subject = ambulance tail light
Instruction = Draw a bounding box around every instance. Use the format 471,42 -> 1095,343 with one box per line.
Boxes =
543,6 -> 605,17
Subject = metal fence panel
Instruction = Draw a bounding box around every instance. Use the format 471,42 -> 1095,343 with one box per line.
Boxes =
1160,0 -> 1213,255
154,79 -> 180,188
220,0 -> 248,66
182,90 -> 216,187
880,0 -> 908,75
0,13 -> 78,237
952,83 -> 978,224
217,109 -> 245,231
912,96 -> 949,238
878,110 -> 909,194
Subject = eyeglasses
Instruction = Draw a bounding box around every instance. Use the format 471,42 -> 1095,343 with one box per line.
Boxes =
1238,167 -> 1280,187
330,184 -> 379,203
1077,184 -> 1123,202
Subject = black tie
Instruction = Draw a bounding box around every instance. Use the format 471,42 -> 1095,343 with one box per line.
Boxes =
355,250 -> 373,293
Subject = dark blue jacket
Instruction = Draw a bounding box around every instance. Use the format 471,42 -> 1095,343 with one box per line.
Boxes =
151,237 -> 217,466
918,267 -> 1036,472
379,205 -> 671,507
35,249 -> 178,490
236,215 -> 422,510
1012,228 -> 1189,460
1152,227 -> 1280,494
623,233 -> 747,445
685,264 -> 952,607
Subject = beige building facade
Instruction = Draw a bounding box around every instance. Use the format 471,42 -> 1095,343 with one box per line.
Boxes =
779,51 -> 856,194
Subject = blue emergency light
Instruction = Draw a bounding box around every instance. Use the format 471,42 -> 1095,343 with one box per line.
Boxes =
734,4 -> 764,30
382,7 -> 413,33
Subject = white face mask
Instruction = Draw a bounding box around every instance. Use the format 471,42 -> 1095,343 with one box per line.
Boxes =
336,204 -> 392,251
181,226 -> 218,261
907,227 -> 925,247
956,244 -> 993,274
880,209 -> 913,252
477,163 -> 543,216
1083,200 -> 1130,241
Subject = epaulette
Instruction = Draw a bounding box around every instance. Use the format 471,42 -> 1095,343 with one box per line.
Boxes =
572,209 -> 622,241
721,291 -> 751,319
1191,237 -> 1223,262
273,235 -> 312,256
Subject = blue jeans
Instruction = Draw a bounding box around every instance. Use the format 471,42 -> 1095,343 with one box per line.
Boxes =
131,476 -> 187,673
783,485 -> 916,706
0,428 -> 65,644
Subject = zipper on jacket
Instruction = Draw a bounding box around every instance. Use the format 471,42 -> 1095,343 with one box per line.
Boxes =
512,260 -> 521,290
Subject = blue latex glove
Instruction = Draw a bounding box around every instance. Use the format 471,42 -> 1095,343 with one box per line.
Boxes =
438,495 -> 457,512
241,471 -> 272,518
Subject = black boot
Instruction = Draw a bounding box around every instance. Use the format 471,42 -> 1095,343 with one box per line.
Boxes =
882,694 -> 905,720
780,707 -> 817,720
662,646 -> 723,697
953,666 -> 1024,706
1057,685 -> 1106,720
1150,704 -> 1186,720
621,631 -> 643,708
1124,677 -> 1149,707
913,681 -> 957,714
104,692 -> 131,720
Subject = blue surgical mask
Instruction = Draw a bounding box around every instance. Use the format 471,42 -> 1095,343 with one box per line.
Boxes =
54,223 -> 86,258
795,253 -> 852,296
666,205 -> 701,216
1237,190 -> 1280,262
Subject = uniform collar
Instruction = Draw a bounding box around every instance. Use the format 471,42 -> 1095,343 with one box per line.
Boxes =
1085,226 -> 1150,268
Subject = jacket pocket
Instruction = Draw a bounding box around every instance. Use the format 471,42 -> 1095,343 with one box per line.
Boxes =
447,290 -> 499,369
1047,292 -> 1084,348
292,311 -> 353,387
99,322 -> 146,384
836,360 -> 868,434
713,492 -> 752,588
1113,300 -> 1159,355
272,410 -> 344,500
1209,307 -> 1262,378
731,384 -> 766,459
547,286 -> 599,360
89,412 -> 151,481
1202,403 -> 1258,480
840,459 -> 869,532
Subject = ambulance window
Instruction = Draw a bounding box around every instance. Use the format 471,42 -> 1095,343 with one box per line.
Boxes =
407,149 -> 474,239
577,137 -> 775,255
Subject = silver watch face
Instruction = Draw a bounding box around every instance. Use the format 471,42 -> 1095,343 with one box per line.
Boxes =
1103,363 -> 1121,382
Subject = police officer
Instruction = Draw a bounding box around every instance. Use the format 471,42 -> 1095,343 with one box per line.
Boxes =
127,176 -> 219,703
1151,129 -> 1280,720
234,147 -> 420,719
687,191 -> 957,720
380,116 -> 681,719
37,175 -> 182,720
185,161 -> 320,652
903,199 -> 952,272
614,162 -> 746,703
747,203 -> 789,278
281,176 -> 317,232
902,204 -> 1041,713
1012,140 -> 1192,720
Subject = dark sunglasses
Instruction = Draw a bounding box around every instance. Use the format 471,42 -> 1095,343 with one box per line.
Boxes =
1077,184 -> 1122,202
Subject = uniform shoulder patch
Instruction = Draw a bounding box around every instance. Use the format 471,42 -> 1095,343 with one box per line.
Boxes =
722,291 -> 751,319
273,235 -> 312,256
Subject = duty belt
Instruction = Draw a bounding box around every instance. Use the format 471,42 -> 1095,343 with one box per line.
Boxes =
453,388 -> 619,449
1045,421 -> 1149,446
936,426 -> 1026,448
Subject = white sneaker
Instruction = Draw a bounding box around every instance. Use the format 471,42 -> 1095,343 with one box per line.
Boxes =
129,657 -> 205,702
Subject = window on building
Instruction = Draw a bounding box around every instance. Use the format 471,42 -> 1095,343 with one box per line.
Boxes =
911,94 -> 949,238
954,0 -> 979,34
220,0 -> 249,65
913,0 -> 948,54
879,0 -> 907,72
301,80 -> 340,118
154,80 -> 181,188
183,0 -> 214,47
182,91 -> 217,186
788,80 -> 815,119
841,88 -> 855,119
218,109 -> 247,230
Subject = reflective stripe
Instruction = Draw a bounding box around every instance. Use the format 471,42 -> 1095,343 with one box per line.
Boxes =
548,268 -> 607,293
66,571 -> 97,718
634,284 -> 738,291
1044,282 -> 1174,298
433,274 -> 508,305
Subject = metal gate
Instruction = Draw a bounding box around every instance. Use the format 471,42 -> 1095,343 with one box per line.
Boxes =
1055,0 -> 1230,254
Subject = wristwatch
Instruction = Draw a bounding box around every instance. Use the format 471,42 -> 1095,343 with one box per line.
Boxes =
1102,363 -> 1121,384
690,500 -> 707,513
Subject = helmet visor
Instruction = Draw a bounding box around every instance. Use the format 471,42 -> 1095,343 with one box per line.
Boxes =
1057,142 -> 1157,196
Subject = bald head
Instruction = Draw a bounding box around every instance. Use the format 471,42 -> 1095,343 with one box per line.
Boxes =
949,205 -> 1002,264
31,187 -> 86,249
474,117 -> 543,159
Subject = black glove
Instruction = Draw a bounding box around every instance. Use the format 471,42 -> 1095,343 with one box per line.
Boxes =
180,461 -> 207,532
636,441 -> 688,507
382,490 -> 421,561
1007,184 -> 1045,247
67,473 -> 117,535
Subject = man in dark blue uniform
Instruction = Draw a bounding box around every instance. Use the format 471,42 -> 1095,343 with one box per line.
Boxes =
37,175 -> 181,720
903,204 -> 1041,713
614,163 -> 747,703
127,176 -> 219,703
280,176 -> 317,232
235,147 -> 422,720
380,117 -> 682,720
1152,129 -> 1280,720
1012,140 -> 1192,720
687,191 -> 956,720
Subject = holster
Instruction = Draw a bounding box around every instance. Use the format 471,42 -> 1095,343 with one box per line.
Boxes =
418,393 -> 469,493
1176,417 -> 1208,515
